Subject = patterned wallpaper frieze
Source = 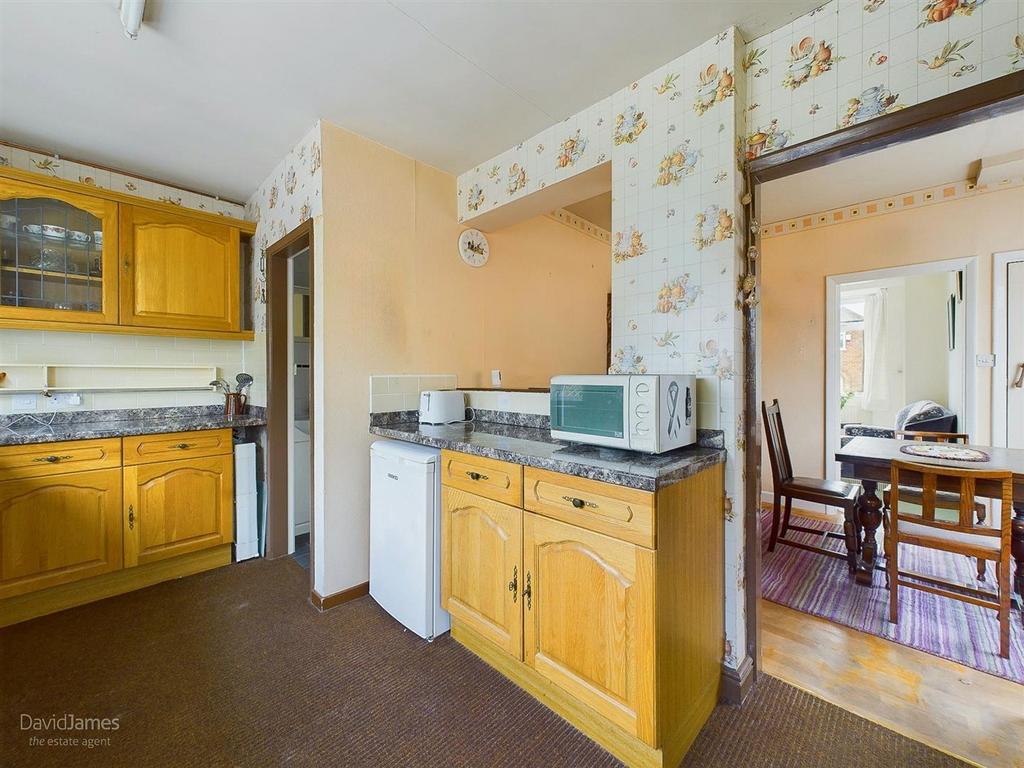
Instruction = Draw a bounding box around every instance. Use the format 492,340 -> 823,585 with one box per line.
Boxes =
0,141 -> 245,218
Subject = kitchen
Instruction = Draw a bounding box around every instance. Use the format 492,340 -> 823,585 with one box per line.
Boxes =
3,2 -> 1022,767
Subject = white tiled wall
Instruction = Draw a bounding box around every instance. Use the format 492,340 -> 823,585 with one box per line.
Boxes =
464,390 -> 550,416
368,374 -> 458,413
0,330 -> 252,414
744,0 -> 1024,156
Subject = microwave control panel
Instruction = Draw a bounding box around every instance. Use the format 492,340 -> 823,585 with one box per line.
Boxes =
628,375 -> 656,452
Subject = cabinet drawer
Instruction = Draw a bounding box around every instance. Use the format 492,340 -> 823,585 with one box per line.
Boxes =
0,439 -> 121,482
123,429 -> 232,465
441,450 -> 523,507
524,467 -> 655,548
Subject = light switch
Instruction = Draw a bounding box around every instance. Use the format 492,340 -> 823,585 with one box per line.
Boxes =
975,354 -> 996,368
491,369 -> 502,387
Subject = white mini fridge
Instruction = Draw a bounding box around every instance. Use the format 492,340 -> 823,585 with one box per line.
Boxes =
369,440 -> 450,640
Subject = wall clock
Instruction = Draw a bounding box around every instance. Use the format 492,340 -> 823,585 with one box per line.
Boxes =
458,228 -> 489,268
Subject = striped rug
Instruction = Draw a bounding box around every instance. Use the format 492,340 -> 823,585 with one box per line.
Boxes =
760,508 -> 1024,684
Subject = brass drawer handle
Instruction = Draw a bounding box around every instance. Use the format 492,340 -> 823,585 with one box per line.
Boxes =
174,443 -> 195,450
562,495 -> 597,510
32,454 -> 73,463
466,471 -> 489,482
508,565 -> 518,603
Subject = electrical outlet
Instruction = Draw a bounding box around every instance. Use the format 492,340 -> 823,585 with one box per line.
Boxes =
12,394 -> 36,411
975,354 -> 996,367
53,392 -> 83,406
491,369 -> 502,387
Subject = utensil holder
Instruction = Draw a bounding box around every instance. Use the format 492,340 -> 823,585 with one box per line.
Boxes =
225,392 -> 248,417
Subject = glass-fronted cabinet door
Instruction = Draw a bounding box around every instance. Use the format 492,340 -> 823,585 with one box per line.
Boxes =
0,178 -> 119,325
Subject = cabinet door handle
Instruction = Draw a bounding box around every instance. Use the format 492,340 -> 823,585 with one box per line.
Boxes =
523,572 -> 532,610
466,471 -> 489,482
32,454 -> 73,463
123,259 -> 130,273
128,505 -> 135,530
1013,363 -> 1024,389
507,565 -> 518,602
562,495 -> 596,510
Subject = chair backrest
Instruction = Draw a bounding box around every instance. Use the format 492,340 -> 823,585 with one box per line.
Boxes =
889,460 -> 1013,543
895,430 -> 970,443
762,399 -> 793,485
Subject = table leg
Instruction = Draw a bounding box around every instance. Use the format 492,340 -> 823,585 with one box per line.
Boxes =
1012,503 -> 1024,615
855,479 -> 884,586
842,507 -> 858,574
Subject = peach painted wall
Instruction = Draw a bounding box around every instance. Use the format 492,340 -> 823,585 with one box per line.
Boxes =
318,120 -> 609,594
761,185 -> 1024,492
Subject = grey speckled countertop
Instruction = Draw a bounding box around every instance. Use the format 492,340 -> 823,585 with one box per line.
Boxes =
0,406 -> 266,447
369,420 -> 726,492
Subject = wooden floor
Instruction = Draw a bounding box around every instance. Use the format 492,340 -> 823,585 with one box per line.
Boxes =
762,600 -> 1024,768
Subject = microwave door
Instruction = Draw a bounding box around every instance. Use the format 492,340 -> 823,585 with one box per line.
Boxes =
550,383 -> 629,449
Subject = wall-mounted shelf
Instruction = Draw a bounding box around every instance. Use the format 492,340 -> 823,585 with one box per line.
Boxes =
0,363 -> 219,394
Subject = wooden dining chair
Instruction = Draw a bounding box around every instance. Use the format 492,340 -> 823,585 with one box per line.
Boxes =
885,460 -> 1013,659
762,399 -> 861,572
884,430 -> 989,578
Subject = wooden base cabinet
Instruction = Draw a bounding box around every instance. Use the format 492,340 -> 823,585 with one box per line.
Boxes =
441,487 -> 523,659
524,512 -> 656,745
442,453 -> 724,768
0,468 -> 123,599
0,429 -> 234,626
123,454 -> 234,568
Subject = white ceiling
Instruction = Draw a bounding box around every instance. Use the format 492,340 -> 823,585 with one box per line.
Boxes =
0,1 -> 820,202
760,109 -> 1024,223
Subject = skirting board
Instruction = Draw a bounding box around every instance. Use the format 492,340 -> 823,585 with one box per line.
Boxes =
720,656 -> 755,705
311,581 -> 369,611
0,544 -> 232,628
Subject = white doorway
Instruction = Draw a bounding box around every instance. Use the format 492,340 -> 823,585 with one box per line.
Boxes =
993,250 -> 1024,449
288,247 -> 312,567
825,257 -> 977,480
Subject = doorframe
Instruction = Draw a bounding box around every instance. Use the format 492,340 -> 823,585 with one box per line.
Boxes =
824,257 -> 978,481
992,249 -> 1024,447
265,220 -> 315,590
741,71 -> 1024,696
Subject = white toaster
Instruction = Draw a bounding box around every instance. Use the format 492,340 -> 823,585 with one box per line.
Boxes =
419,390 -> 467,425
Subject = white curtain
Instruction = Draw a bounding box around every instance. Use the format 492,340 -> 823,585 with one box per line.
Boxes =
862,290 -> 890,414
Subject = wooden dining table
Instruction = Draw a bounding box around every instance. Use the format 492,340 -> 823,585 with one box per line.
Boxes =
836,436 -> 1024,611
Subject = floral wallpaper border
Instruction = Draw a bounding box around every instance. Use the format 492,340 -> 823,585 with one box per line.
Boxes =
244,122 -> 324,333
0,141 -> 245,219
761,176 -> 1024,238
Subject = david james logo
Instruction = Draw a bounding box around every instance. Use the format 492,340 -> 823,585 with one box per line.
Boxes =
21,713 -> 120,731
20,713 -> 120,749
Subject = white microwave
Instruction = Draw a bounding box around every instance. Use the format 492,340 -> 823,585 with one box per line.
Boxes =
549,374 -> 696,454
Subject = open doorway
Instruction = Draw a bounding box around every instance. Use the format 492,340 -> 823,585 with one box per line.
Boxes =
265,220 -> 315,586
827,259 -> 976,482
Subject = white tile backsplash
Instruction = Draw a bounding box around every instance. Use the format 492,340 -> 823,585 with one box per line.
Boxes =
368,374 -> 458,412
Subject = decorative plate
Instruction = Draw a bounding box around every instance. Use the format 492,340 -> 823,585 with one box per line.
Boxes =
458,228 -> 489,268
899,443 -> 990,462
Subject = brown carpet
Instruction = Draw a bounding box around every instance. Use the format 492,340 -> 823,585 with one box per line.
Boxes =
1,558 -> 966,768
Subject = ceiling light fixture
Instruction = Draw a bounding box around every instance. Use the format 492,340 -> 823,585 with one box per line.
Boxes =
120,0 -> 146,40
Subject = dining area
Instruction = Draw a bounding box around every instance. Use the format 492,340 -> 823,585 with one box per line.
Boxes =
761,398 -> 1023,677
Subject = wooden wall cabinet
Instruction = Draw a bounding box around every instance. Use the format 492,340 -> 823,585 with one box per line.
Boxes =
0,168 -> 254,340
119,206 -> 240,333
441,449 -> 724,768
0,429 -> 234,625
